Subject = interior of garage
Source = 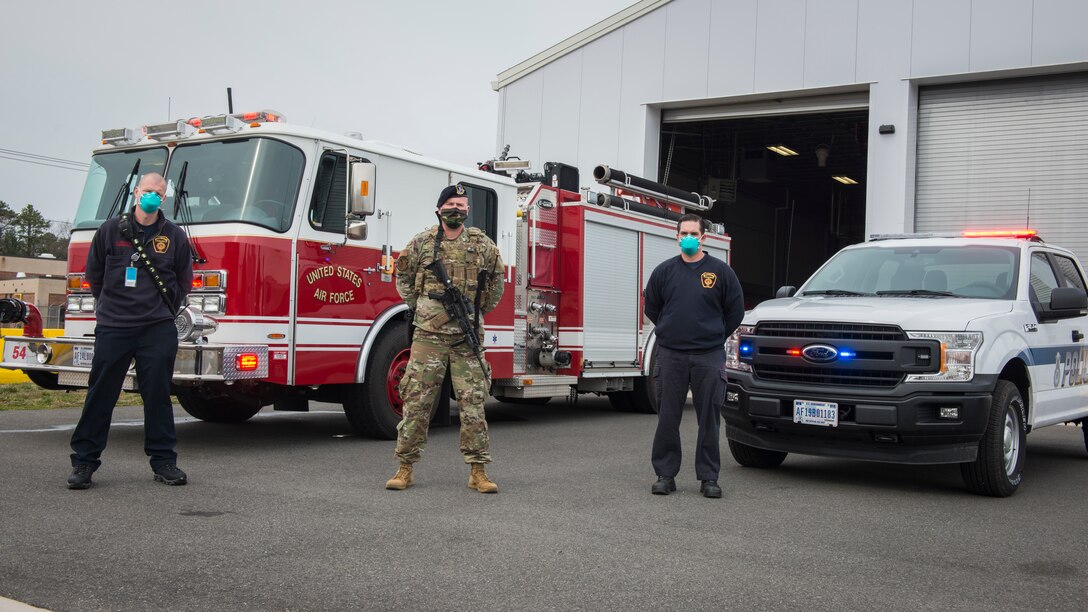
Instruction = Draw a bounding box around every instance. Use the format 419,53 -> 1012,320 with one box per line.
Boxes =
656,110 -> 868,306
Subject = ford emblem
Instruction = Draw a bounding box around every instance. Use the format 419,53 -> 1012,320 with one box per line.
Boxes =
801,344 -> 839,363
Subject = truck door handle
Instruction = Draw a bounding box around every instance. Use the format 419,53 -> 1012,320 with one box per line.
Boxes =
1074,330 -> 1084,342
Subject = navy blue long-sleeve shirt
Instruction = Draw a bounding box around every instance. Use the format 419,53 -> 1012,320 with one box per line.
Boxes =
644,252 -> 744,352
85,213 -> 193,327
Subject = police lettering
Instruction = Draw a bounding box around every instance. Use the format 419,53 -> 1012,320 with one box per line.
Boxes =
1053,348 -> 1088,388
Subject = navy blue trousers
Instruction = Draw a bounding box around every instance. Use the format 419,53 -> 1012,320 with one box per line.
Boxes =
651,346 -> 727,481
70,320 -> 179,470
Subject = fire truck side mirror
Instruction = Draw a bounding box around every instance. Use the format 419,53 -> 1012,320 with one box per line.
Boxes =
346,220 -> 368,241
349,162 -> 376,216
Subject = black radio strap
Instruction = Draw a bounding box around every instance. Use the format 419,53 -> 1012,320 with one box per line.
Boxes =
119,213 -> 178,314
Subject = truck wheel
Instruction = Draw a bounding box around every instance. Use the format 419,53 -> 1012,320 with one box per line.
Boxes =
609,346 -> 659,414
607,391 -> 634,411
175,387 -> 263,423
960,380 -> 1026,497
728,439 -> 787,468
343,321 -> 411,439
25,370 -> 67,391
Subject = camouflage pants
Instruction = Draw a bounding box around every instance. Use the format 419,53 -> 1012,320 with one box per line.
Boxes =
394,329 -> 492,464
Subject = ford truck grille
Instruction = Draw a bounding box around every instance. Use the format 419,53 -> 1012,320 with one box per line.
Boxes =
745,321 -> 930,388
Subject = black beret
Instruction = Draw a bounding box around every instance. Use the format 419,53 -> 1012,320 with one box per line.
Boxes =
436,183 -> 467,208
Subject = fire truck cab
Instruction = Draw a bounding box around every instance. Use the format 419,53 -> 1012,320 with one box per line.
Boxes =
0,111 -> 729,439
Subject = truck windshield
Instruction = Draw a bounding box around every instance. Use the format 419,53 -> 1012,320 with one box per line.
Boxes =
802,245 -> 1020,300
166,138 -> 304,233
73,147 -> 168,229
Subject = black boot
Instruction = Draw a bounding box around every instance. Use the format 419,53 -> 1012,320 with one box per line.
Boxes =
651,476 -> 676,495
67,465 -> 93,490
700,480 -> 722,498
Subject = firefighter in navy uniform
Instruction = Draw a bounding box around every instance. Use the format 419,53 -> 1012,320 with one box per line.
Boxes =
386,183 -> 505,493
66,172 -> 194,490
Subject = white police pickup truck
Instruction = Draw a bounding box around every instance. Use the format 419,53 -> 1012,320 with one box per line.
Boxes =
723,230 -> 1088,496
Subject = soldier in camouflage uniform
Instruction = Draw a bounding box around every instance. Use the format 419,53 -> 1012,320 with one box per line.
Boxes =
386,183 -> 505,493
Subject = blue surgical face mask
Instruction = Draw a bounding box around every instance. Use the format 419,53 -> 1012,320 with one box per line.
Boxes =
139,191 -> 162,214
680,235 -> 700,256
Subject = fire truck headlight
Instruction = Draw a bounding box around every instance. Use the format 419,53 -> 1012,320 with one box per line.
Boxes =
34,343 -> 52,365
175,307 -> 219,342
202,295 -> 223,313
67,296 -> 82,313
79,296 -> 95,312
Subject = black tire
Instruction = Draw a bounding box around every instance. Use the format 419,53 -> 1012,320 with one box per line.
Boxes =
175,387 -> 263,423
629,344 -> 658,414
961,380 -> 1026,497
499,396 -> 552,405
728,438 -> 788,468
343,321 -> 410,439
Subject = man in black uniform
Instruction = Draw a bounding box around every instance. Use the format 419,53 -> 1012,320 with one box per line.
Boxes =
67,172 -> 194,489
644,213 -> 744,498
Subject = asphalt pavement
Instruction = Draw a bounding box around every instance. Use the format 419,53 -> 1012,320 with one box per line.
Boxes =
1,397 -> 1086,611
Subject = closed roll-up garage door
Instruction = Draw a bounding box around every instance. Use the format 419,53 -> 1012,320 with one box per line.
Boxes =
915,73 -> 1088,259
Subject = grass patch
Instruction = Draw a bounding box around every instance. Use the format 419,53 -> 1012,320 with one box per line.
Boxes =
0,383 -> 159,411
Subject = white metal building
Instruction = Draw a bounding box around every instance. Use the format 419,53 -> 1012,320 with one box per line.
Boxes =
493,0 -> 1088,302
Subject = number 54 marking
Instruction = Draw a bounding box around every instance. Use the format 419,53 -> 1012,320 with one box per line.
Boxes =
10,345 -> 27,361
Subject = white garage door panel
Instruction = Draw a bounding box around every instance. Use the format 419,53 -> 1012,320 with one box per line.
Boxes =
916,74 -> 1088,260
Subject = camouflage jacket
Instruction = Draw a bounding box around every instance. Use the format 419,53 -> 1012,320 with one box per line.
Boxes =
395,225 -> 505,335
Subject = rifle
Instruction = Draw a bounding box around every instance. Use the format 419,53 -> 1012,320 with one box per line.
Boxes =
425,258 -> 489,377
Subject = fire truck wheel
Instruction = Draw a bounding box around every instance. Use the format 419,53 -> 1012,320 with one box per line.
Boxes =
175,387 -> 263,423
343,320 -> 431,440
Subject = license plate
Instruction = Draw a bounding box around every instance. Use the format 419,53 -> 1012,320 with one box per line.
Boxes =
73,346 -> 94,367
793,399 -> 839,427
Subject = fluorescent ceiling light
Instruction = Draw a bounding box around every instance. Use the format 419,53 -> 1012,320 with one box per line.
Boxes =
832,175 -> 858,185
766,145 -> 798,156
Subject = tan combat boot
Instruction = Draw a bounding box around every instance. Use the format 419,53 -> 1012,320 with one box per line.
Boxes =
467,463 -> 498,494
385,462 -> 414,490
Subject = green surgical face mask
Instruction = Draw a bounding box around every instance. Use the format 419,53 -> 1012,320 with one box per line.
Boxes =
439,210 -> 467,228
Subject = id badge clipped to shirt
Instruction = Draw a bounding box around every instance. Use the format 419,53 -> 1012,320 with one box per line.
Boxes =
125,266 -> 137,288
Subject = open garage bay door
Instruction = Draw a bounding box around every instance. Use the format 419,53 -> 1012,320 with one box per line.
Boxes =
916,73 -> 1088,259
659,94 -> 869,305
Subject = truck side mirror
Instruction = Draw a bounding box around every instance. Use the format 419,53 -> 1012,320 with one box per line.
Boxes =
349,162 -> 375,216
776,286 -> 797,298
1044,286 -> 1088,320
346,220 -> 368,241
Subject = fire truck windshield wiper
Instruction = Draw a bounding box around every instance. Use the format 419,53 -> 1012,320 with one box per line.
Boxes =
802,289 -> 871,296
104,159 -> 140,220
171,161 -> 207,263
875,289 -> 955,297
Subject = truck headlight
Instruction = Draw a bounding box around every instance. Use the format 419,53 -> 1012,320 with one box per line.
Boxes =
175,307 -> 219,342
905,331 -> 983,382
725,325 -> 754,372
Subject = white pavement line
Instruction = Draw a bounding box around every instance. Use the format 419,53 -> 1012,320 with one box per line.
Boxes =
0,409 -> 345,434
0,596 -> 49,611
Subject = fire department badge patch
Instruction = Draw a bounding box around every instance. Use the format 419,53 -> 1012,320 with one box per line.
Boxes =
152,236 -> 170,254
701,272 -> 717,289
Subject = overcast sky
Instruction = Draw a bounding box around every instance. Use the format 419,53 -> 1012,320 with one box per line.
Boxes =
1,0 -> 634,224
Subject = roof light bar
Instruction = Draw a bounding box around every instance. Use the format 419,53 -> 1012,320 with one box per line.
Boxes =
101,128 -> 141,146
962,229 -> 1038,239
236,110 -> 285,124
198,114 -> 246,134
145,120 -> 197,141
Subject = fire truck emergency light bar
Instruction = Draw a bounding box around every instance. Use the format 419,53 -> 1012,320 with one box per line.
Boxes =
145,120 -> 197,141
491,159 -> 531,170
101,128 -> 141,146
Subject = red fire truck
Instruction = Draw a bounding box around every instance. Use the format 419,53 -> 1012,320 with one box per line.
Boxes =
0,111 -> 729,439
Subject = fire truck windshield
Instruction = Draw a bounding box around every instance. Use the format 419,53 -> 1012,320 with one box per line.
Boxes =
73,137 -> 304,233
74,147 -> 168,229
